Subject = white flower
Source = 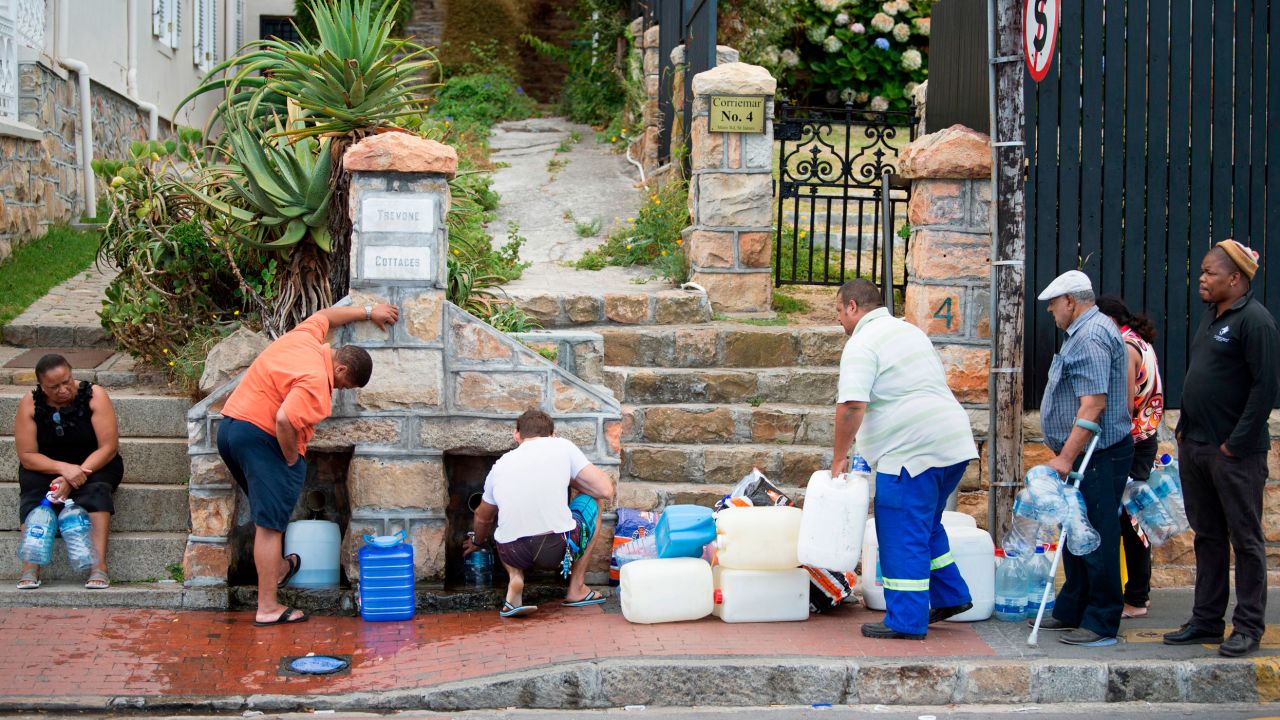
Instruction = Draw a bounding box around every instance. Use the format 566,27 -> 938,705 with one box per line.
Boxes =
893,22 -> 911,42
870,12 -> 895,32
913,17 -> 931,36
761,46 -> 780,65
823,35 -> 843,53
904,81 -> 919,97
882,1 -> 899,15
901,48 -> 923,71
781,48 -> 801,67
807,25 -> 830,43
850,22 -> 866,33
816,0 -> 842,11
856,91 -> 870,103
834,12 -> 850,26
869,95 -> 889,111
840,87 -> 857,103
825,89 -> 841,105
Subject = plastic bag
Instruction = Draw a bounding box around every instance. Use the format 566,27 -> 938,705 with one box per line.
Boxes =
714,468 -> 793,510
610,509 -> 662,584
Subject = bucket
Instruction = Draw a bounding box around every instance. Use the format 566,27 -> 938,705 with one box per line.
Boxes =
715,506 -> 802,570
713,566 -> 810,623
860,518 -> 995,621
283,520 -> 341,589
655,505 -> 716,558
358,530 -> 415,622
620,558 -> 714,624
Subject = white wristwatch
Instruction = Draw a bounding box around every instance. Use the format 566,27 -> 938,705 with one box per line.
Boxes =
364,304 -> 373,320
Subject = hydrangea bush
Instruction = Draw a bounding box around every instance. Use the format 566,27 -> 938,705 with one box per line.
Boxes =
722,0 -> 935,111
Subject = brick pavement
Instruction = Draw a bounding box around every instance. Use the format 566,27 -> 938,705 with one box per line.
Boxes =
0,603 -> 990,699
2,264 -> 117,348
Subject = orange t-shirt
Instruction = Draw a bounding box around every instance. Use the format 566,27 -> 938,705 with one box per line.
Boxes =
221,314 -> 334,457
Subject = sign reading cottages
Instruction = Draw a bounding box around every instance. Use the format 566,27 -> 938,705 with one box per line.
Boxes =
359,194 -> 437,281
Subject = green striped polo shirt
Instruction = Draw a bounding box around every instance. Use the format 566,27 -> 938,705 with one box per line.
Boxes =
837,307 -> 979,477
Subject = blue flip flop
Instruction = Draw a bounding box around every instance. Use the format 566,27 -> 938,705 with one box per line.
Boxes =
500,601 -> 537,618
562,590 -> 606,607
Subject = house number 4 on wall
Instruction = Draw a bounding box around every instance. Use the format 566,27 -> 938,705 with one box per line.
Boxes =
933,297 -> 955,329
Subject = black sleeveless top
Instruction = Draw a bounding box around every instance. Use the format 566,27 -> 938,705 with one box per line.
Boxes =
32,380 -> 100,464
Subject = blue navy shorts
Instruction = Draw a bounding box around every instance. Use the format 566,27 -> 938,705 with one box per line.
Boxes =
216,417 -> 306,532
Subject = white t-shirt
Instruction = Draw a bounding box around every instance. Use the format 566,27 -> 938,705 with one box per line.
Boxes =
481,436 -> 591,544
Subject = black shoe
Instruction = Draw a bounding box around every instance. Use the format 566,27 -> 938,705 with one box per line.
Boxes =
1059,628 -> 1116,646
929,602 -> 974,624
1162,623 -> 1224,646
1028,616 -> 1074,630
1218,632 -> 1260,657
861,622 -> 926,640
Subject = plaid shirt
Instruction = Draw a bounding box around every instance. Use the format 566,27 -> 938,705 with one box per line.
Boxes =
1040,305 -> 1133,453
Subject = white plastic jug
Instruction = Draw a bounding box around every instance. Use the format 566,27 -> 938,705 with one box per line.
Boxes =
715,506 -> 802,570
860,518 -> 995,621
797,470 -> 870,572
620,558 -> 714,624
712,566 -> 810,623
942,510 -> 977,528
284,520 -> 342,589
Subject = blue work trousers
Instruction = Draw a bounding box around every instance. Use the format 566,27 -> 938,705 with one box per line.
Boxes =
875,460 -> 973,635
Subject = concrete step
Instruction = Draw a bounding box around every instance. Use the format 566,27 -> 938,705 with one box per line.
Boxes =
0,483 -> 191,532
509,288 -> 713,328
598,322 -> 846,368
0,437 -> 189,484
0,385 -> 189,436
616,480 -> 810,513
0,580 -> 226,609
1,322 -> 112,349
0,531 -> 187,581
0,353 -> 169,388
622,403 -> 833,446
604,367 -> 838,405
620,441 -> 831,487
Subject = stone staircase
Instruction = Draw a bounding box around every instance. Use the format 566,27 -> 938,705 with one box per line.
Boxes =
599,322 -> 847,510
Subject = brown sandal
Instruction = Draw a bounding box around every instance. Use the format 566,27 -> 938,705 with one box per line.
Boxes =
85,570 -> 110,589
16,569 -> 40,590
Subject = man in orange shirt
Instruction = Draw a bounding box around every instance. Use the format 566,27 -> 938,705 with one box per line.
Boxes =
218,303 -> 398,626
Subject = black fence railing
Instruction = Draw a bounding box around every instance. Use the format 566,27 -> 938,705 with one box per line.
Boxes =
773,103 -> 915,301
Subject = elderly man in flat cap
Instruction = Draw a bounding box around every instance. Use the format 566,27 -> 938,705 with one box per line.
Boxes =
1164,240 -> 1279,657
1035,270 -> 1134,647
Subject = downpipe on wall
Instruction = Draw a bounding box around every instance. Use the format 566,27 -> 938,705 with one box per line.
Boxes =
57,58 -> 95,221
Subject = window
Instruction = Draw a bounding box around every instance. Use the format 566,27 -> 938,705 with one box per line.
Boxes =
259,15 -> 299,44
152,0 -> 180,51
193,0 -> 216,72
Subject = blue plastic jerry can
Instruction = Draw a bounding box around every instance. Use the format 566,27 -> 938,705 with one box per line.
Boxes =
655,505 -> 716,558
358,530 -> 415,622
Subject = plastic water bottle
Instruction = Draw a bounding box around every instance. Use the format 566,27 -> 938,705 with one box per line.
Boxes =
1002,466 -> 1068,556
1061,485 -> 1101,555
1024,545 -> 1054,619
993,549 -> 1027,621
58,499 -> 97,571
1121,480 -> 1178,546
18,495 -> 58,565
1148,455 -> 1189,535
463,532 -> 493,587
849,454 -> 873,484
614,533 -> 659,567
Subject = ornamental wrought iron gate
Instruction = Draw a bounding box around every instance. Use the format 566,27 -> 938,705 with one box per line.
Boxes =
773,102 -> 914,301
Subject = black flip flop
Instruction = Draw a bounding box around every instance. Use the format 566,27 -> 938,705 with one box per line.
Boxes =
253,606 -> 310,627
278,554 -> 302,588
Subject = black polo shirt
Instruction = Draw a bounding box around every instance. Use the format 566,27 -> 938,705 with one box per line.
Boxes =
1177,292 -> 1280,456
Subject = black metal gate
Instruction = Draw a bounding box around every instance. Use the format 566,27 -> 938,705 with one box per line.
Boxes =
1024,0 -> 1275,409
773,102 -> 914,298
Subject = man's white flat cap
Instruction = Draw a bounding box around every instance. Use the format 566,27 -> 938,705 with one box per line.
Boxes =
1037,270 -> 1094,301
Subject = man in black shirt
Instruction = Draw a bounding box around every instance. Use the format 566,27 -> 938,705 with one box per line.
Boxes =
1164,240 -> 1279,657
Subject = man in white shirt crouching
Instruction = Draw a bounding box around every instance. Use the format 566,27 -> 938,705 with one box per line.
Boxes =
464,408 -> 615,618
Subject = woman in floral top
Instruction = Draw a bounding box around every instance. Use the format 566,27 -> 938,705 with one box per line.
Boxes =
1097,295 -> 1165,619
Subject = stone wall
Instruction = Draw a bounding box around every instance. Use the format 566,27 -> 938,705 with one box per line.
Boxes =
183,134 -> 623,589
627,18 -> 660,173
1,61 -> 163,257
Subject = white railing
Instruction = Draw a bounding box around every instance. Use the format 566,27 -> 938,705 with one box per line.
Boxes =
0,2 -> 17,121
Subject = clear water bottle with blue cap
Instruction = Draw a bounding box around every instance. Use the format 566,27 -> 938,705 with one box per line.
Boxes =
1121,480 -> 1178,546
849,453 -> 872,482
18,494 -> 58,565
1024,545 -> 1054,618
1147,454 -> 1189,535
464,531 -> 493,587
993,548 -> 1027,621
58,499 -> 97,571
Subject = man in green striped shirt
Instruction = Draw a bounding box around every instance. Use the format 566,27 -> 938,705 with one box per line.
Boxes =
831,279 -> 979,640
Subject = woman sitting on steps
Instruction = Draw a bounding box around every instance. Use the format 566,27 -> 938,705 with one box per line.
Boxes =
15,353 -> 124,590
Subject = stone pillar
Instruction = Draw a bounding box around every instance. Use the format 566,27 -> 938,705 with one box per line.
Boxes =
899,124 -> 994,523
684,62 -> 776,314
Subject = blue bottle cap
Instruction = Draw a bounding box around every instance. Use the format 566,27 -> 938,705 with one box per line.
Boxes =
1159,453 -> 1173,466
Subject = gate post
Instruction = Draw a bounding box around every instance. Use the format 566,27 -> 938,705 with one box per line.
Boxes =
684,62 -> 775,314
899,124 -> 996,526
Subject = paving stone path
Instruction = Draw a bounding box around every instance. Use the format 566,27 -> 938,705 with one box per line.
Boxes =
2,263 -> 117,348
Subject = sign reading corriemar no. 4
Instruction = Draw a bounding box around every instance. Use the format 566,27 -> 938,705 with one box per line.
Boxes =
709,96 -> 766,134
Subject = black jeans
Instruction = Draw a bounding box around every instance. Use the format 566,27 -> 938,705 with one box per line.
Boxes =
1053,436 -> 1134,638
1121,434 -> 1159,607
1179,438 -> 1268,640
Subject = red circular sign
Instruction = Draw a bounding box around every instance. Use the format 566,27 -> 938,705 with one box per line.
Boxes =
1023,0 -> 1060,83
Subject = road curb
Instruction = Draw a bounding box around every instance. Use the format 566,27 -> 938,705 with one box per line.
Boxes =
0,656 -> 1262,712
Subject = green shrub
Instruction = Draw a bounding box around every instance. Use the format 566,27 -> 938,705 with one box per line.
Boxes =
573,179 -> 689,283
439,0 -> 527,76
522,0 -> 629,126
430,72 -> 536,135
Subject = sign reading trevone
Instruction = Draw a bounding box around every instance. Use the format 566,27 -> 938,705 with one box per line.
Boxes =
361,195 -> 437,234
709,95 -> 766,134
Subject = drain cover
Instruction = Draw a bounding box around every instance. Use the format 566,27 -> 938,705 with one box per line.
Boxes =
286,655 -> 349,675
